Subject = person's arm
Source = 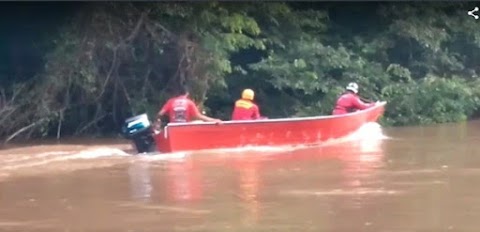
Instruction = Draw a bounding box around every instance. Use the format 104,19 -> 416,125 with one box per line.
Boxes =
156,100 -> 170,120
197,114 -> 221,122
153,100 -> 170,130
352,96 -> 374,110
190,102 -> 221,122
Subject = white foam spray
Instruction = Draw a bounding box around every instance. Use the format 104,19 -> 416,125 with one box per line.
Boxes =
178,122 -> 390,156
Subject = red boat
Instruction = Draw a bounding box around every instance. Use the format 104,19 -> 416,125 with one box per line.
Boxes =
152,101 -> 387,153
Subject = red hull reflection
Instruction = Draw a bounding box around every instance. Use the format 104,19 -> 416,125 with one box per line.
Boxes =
165,158 -> 203,202
129,136 -> 385,221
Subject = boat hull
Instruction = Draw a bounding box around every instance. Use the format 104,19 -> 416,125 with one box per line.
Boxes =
154,101 -> 386,153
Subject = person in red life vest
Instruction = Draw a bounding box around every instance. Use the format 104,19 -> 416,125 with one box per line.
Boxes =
154,85 -> 221,130
332,82 -> 376,115
231,89 -> 266,120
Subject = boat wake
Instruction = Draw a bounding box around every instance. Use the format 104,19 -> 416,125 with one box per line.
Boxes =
0,122 -> 390,180
0,145 -> 132,181
280,188 -> 403,197
134,151 -> 189,161
197,144 -> 308,154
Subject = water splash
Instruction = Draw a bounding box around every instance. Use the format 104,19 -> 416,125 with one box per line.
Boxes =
347,122 -> 391,140
320,122 -> 391,146
190,122 -> 390,156
135,151 -> 189,161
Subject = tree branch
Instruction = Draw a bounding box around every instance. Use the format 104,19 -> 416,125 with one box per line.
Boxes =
124,10 -> 149,43
118,78 -> 134,114
56,110 -> 64,140
95,10 -> 149,101
4,118 -> 47,144
75,113 -> 107,135
95,46 -> 118,101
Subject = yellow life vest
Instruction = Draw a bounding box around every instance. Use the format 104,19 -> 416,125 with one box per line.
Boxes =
235,99 -> 254,109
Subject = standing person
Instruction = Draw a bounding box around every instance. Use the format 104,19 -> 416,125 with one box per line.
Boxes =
332,82 -> 376,115
231,89 -> 264,120
155,85 -> 221,128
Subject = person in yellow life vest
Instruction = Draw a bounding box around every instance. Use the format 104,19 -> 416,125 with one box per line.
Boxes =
231,89 -> 264,120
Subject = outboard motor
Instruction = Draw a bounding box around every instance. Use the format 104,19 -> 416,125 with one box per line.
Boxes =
121,114 -> 156,154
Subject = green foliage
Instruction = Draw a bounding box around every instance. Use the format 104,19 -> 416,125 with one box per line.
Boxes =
382,76 -> 480,126
2,2 -> 480,140
238,2 -> 480,125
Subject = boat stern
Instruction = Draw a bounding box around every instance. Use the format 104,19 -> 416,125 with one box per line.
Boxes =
154,126 -> 172,153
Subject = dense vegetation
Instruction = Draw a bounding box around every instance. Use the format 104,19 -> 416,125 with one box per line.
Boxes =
0,2 -> 479,141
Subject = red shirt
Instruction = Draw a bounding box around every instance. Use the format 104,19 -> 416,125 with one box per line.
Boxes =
231,99 -> 261,120
332,92 -> 374,115
160,95 -> 200,123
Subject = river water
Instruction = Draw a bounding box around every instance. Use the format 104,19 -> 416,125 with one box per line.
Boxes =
0,120 -> 479,231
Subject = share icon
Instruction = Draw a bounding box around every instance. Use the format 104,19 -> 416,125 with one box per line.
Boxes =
468,7 -> 479,19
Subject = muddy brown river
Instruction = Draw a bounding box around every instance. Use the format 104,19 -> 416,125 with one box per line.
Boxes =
1,121 -> 479,232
